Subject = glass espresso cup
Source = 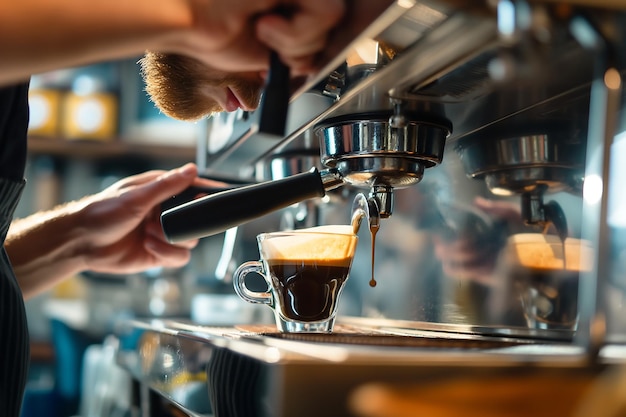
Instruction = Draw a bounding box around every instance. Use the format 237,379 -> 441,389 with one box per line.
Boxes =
233,226 -> 358,333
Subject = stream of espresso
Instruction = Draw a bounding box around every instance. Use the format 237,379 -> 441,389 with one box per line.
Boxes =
351,206 -> 379,287
369,224 -> 379,287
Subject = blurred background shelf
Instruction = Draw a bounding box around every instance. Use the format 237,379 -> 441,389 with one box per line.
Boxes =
27,136 -> 196,162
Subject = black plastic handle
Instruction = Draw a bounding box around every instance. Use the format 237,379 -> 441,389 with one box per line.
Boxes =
160,185 -> 231,212
160,173 -> 254,212
257,51 -> 290,138
161,167 -> 326,242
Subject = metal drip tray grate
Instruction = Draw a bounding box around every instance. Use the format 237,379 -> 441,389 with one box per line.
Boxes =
258,332 -> 522,350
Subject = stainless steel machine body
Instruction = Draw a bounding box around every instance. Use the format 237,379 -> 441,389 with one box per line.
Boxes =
117,1 -> 626,416
187,0 -> 626,342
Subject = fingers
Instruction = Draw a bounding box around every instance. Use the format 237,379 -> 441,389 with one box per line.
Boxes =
192,176 -> 229,189
145,213 -> 198,266
108,170 -> 166,189
255,0 -> 345,71
189,0 -> 345,75
256,14 -> 326,56
144,236 -> 195,268
129,163 -> 199,209
145,210 -> 198,248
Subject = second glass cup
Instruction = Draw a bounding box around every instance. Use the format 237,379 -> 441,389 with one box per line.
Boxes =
233,226 -> 358,333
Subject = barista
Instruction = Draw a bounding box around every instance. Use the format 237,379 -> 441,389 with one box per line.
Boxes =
0,1 -> 345,416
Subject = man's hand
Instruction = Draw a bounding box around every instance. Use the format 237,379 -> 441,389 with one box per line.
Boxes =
187,0 -> 346,75
78,163 -> 218,274
8,163 -> 223,298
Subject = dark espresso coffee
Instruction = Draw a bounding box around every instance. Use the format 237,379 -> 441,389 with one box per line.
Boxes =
267,260 -> 351,322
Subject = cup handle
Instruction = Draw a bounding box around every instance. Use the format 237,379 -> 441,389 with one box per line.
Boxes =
233,261 -> 273,305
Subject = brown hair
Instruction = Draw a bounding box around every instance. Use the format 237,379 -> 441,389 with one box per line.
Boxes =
139,52 -> 262,121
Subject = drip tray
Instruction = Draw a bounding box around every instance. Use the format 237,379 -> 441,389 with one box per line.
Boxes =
234,325 -> 527,350
261,332 -> 521,349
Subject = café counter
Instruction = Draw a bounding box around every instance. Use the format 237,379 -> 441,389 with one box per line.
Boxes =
111,317 -> 626,417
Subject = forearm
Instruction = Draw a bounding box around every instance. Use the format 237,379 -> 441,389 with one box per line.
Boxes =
5,201 -> 89,299
0,0 -> 195,85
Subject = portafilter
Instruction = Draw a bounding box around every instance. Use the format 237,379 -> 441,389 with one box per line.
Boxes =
161,110 -> 451,243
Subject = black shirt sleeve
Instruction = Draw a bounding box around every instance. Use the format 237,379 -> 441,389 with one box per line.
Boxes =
0,82 -> 29,181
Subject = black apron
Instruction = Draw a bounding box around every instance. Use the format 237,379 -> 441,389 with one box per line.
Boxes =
0,82 -> 30,417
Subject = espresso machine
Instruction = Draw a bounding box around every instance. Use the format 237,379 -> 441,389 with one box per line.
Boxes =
112,1 -> 626,416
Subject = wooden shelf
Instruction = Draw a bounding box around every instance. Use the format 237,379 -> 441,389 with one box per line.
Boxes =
27,136 -> 197,162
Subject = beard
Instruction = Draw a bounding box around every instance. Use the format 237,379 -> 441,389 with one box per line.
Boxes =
139,52 -> 263,121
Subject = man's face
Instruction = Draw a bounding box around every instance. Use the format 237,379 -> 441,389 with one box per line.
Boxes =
140,52 -> 264,121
